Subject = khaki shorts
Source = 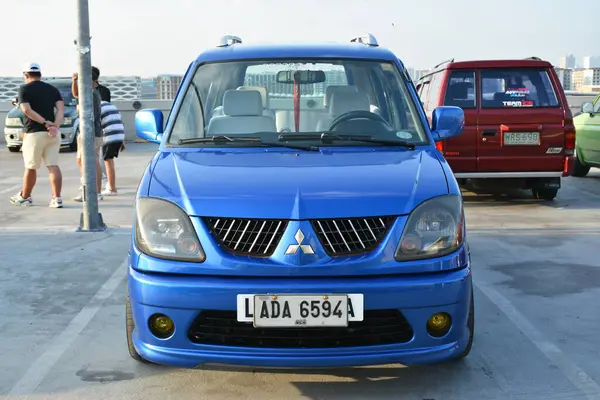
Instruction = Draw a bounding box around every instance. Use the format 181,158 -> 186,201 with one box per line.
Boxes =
22,131 -> 60,170
76,135 -> 103,159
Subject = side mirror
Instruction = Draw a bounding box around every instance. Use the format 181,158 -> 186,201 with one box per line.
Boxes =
431,106 -> 464,142
135,109 -> 164,144
11,97 -> 18,106
581,102 -> 594,115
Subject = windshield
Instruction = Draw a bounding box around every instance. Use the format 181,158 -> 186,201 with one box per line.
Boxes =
53,84 -> 77,107
167,59 -> 427,147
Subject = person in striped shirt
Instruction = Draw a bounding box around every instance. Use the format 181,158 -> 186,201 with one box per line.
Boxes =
99,100 -> 125,196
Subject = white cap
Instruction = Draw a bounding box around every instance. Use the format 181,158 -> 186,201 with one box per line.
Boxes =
22,62 -> 41,73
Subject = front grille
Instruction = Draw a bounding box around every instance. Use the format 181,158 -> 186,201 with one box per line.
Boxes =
311,217 -> 395,256
203,217 -> 288,257
188,310 -> 413,348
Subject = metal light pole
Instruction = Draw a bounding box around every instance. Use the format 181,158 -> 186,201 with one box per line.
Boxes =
75,0 -> 105,232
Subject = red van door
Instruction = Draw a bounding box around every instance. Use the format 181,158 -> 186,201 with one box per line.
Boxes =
439,70 -> 478,172
477,68 -> 566,172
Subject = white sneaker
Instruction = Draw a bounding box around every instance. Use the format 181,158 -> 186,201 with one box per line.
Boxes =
10,192 -> 32,206
73,192 -> 103,202
101,188 -> 117,196
49,197 -> 63,208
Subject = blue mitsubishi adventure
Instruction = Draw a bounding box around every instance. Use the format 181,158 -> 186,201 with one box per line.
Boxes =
128,34 -> 473,368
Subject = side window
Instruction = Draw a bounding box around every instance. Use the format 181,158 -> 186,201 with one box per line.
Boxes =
444,70 -> 476,108
594,95 -> 600,113
425,72 -> 443,111
417,81 -> 430,108
169,84 -> 205,143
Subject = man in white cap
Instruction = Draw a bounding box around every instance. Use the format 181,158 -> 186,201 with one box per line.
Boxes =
9,62 -> 64,208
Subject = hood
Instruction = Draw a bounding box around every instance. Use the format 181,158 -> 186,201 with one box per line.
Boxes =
148,148 -> 449,219
6,106 -> 77,120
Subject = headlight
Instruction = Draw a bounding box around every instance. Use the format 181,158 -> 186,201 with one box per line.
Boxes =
6,118 -> 22,127
394,194 -> 465,261
134,197 -> 205,262
61,117 -> 73,126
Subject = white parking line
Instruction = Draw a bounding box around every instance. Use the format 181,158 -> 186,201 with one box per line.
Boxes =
0,184 -> 20,194
8,258 -> 128,397
0,225 -> 131,235
475,281 -> 600,400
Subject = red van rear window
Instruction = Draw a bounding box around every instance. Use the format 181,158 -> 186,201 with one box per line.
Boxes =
481,68 -> 559,109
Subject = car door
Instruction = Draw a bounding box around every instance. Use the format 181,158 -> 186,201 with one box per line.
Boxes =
438,69 -> 478,173
576,93 -> 600,165
477,67 -> 565,172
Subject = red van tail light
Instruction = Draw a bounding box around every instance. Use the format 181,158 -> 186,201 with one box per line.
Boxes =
564,118 -> 576,156
435,141 -> 444,153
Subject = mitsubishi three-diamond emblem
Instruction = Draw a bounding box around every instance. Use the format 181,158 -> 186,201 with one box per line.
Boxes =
285,229 -> 315,255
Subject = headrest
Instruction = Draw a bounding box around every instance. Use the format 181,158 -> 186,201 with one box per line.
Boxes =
447,82 -> 470,99
324,85 -> 358,107
237,86 -> 269,108
222,90 -> 263,116
329,91 -> 370,116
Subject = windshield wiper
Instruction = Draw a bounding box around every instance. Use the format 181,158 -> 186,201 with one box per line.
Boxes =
278,132 -> 415,150
178,135 -> 320,151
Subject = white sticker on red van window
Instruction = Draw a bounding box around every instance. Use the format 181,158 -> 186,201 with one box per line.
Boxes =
502,100 -> 534,107
505,88 -> 530,97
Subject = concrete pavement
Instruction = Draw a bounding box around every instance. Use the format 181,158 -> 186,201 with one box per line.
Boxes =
1,144 -> 600,399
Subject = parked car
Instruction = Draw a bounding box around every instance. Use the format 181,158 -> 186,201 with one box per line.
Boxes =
4,78 -> 79,153
416,58 -> 575,200
573,93 -> 600,176
126,34 -> 474,369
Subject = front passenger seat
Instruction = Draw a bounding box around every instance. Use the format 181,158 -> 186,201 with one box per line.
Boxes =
206,90 -> 277,136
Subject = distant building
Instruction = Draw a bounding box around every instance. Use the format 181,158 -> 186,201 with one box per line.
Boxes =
99,76 -> 142,100
554,68 -> 573,91
572,68 -> 600,91
140,78 -> 157,99
559,54 -> 576,69
155,75 -> 183,100
582,56 -> 600,69
413,69 -> 431,81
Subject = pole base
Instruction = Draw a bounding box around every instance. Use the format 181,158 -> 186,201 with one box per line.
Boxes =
76,213 -> 107,232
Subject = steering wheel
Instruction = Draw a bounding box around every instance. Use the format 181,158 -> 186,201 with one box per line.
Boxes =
328,110 -> 391,132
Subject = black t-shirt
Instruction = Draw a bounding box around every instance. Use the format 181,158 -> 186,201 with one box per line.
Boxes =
17,81 -> 63,133
93,89 -> 103,138
97,84 -> 111,102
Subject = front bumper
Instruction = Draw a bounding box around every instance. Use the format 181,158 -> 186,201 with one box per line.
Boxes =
128,261 -> 472,368
4,127 -> 76,148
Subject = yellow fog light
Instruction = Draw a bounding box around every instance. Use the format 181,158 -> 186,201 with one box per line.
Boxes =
149,314 -> 175,339
426,312 -> 452,337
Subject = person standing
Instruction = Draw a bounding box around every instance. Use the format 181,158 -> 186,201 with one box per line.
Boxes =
99,100 -> 125,196
71,68 -> 104,202
10,62 -> 64,208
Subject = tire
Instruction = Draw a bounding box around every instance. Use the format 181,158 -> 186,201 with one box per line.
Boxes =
69,130 -> 79,152
8,146 -> 21,153
126,285 -> 150,363
573,155 -> 590,177
532,187 -> 558,200
453,287 -> 475,361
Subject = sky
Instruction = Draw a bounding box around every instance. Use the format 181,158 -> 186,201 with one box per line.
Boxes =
1,0 -> 598,77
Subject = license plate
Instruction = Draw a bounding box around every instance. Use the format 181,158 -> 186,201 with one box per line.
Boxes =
503,131 -> 540,146
237,294 -> 364,328
4,128 -> 23,135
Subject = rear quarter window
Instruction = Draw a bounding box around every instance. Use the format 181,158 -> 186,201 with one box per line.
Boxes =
481,68 -> 559,109
444,70 -> 476,109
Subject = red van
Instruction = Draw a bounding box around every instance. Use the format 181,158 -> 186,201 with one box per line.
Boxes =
416,58 -> 575,200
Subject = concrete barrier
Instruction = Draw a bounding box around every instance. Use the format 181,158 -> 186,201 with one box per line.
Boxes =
1,94 -> 597,144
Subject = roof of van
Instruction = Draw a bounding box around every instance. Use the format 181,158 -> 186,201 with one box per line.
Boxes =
445,59 -> 554,69
196,43 -> 400,64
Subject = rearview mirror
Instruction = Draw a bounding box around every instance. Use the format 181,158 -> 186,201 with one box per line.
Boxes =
11,97 -> 18,106
581,102 -> 594,115
431,106 -> 464,142
135,109 -> 164,144
276,70 -> 326,84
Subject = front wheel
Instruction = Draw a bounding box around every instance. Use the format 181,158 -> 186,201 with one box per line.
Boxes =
573,155 -> 590,177
8,146 -> 21,153
126,285 -> 150,363
532,187 -> 558,200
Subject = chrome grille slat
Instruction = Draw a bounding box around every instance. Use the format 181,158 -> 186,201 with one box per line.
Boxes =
204,218 -> 288,257
311,216 -> 395,256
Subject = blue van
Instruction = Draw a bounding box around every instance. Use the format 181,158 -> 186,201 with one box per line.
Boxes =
127,34 -> 473,368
